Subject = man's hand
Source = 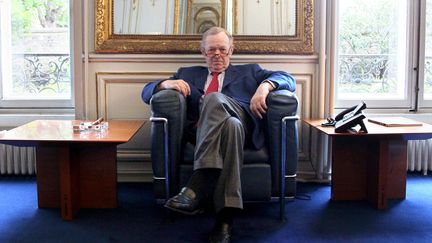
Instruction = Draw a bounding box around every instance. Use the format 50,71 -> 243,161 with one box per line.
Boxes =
157,79 -> 191,97
250,82 -> 274,119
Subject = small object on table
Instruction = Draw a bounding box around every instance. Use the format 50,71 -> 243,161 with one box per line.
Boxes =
73,117 -> 108,133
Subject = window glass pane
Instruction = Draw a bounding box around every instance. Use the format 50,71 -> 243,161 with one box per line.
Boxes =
336,0 -> 408,101
3,0 -> 70,100
424,0 -> 432,99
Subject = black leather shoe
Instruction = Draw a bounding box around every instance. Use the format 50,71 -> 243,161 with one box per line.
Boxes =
208,222 -> 232,243
164,187 -> 202,215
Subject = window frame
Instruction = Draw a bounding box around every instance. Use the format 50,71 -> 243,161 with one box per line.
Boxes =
418,0 -> 432,108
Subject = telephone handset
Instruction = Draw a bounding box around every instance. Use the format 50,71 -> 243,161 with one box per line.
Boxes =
322,102 -> 368,133
334,101 -> 366,121
334,101 -> 368,133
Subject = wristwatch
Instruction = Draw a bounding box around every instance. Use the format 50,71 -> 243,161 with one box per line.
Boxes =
262,79 -> 277,89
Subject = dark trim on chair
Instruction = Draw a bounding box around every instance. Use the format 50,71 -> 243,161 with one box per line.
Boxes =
281,115 -> 299,220
150,117 -> 170,201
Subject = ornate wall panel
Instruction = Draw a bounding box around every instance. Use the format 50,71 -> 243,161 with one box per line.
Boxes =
95,72 -> 174,181
291,73 -> 312,162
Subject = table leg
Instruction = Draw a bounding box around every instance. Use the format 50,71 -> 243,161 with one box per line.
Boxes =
36,146 -> 60,208
59,145 -> 79,220
367,139 -> 407,209
77,144 -> 117,208
331,137 -> 371,200
36,143 -> 118,220
331,137 -> 407,209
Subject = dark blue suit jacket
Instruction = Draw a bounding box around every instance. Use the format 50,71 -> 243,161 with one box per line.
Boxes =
142,64 -> 296,149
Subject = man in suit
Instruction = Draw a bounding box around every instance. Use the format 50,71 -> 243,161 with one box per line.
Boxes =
142,27 -> 295,243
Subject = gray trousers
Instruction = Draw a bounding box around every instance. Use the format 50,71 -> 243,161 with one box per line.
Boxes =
194,93 -> 251,212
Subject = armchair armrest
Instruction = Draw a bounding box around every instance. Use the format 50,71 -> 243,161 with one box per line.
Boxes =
266,90 -> 299,199
150,89 -> 187,198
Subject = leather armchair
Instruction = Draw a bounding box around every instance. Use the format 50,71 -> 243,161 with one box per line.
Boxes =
149,89 -> 299,219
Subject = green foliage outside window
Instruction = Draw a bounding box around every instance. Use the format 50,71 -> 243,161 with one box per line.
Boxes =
339,0 -> 394,55
11,0 -> 68,41
338,0 -> 399,95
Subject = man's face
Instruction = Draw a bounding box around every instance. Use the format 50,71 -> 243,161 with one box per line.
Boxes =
201,32 -> 233,73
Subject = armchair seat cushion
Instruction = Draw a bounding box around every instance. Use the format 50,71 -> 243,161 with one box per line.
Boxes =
182,143 -> 269,165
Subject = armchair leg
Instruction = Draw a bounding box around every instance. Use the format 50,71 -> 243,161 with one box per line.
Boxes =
150,117 -> 170,202
280,115 -> 299,221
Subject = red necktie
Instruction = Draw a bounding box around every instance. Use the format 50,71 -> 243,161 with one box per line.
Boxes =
205,72 -> 220,95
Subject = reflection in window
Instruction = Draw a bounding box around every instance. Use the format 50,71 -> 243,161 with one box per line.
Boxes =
0,0 -> 71,101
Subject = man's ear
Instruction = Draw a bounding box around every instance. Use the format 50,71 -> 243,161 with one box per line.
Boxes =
229,46 -> 234,55
200,48 -> 206,56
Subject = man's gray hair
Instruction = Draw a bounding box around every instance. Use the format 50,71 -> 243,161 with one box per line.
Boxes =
200,27 -> 233,49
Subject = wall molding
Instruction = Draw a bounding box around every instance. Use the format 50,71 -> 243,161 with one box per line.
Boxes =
89,53 -> 319,64
117,150 -> 153,182
291,73 -> 312,160
95,72 -> 174,119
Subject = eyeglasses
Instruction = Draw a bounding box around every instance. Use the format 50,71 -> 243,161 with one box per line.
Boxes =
204,47 -> 232,57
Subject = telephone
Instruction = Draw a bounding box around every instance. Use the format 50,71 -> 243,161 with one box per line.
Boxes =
323,101 -> 368,133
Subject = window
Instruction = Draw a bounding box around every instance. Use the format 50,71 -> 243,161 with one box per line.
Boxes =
334,0 -> 430,110
0,0 -> 73,108
423,0 -> 432,100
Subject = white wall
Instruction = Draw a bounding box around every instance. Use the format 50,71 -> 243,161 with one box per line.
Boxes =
237,0 -> 296,35
113,0 -> 174,34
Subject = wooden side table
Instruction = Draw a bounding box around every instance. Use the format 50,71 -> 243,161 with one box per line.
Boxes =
0,120 -> 144,220
304,118 -> 432,209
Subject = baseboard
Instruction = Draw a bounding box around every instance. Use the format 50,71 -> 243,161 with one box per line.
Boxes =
117,161 -> 153,182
